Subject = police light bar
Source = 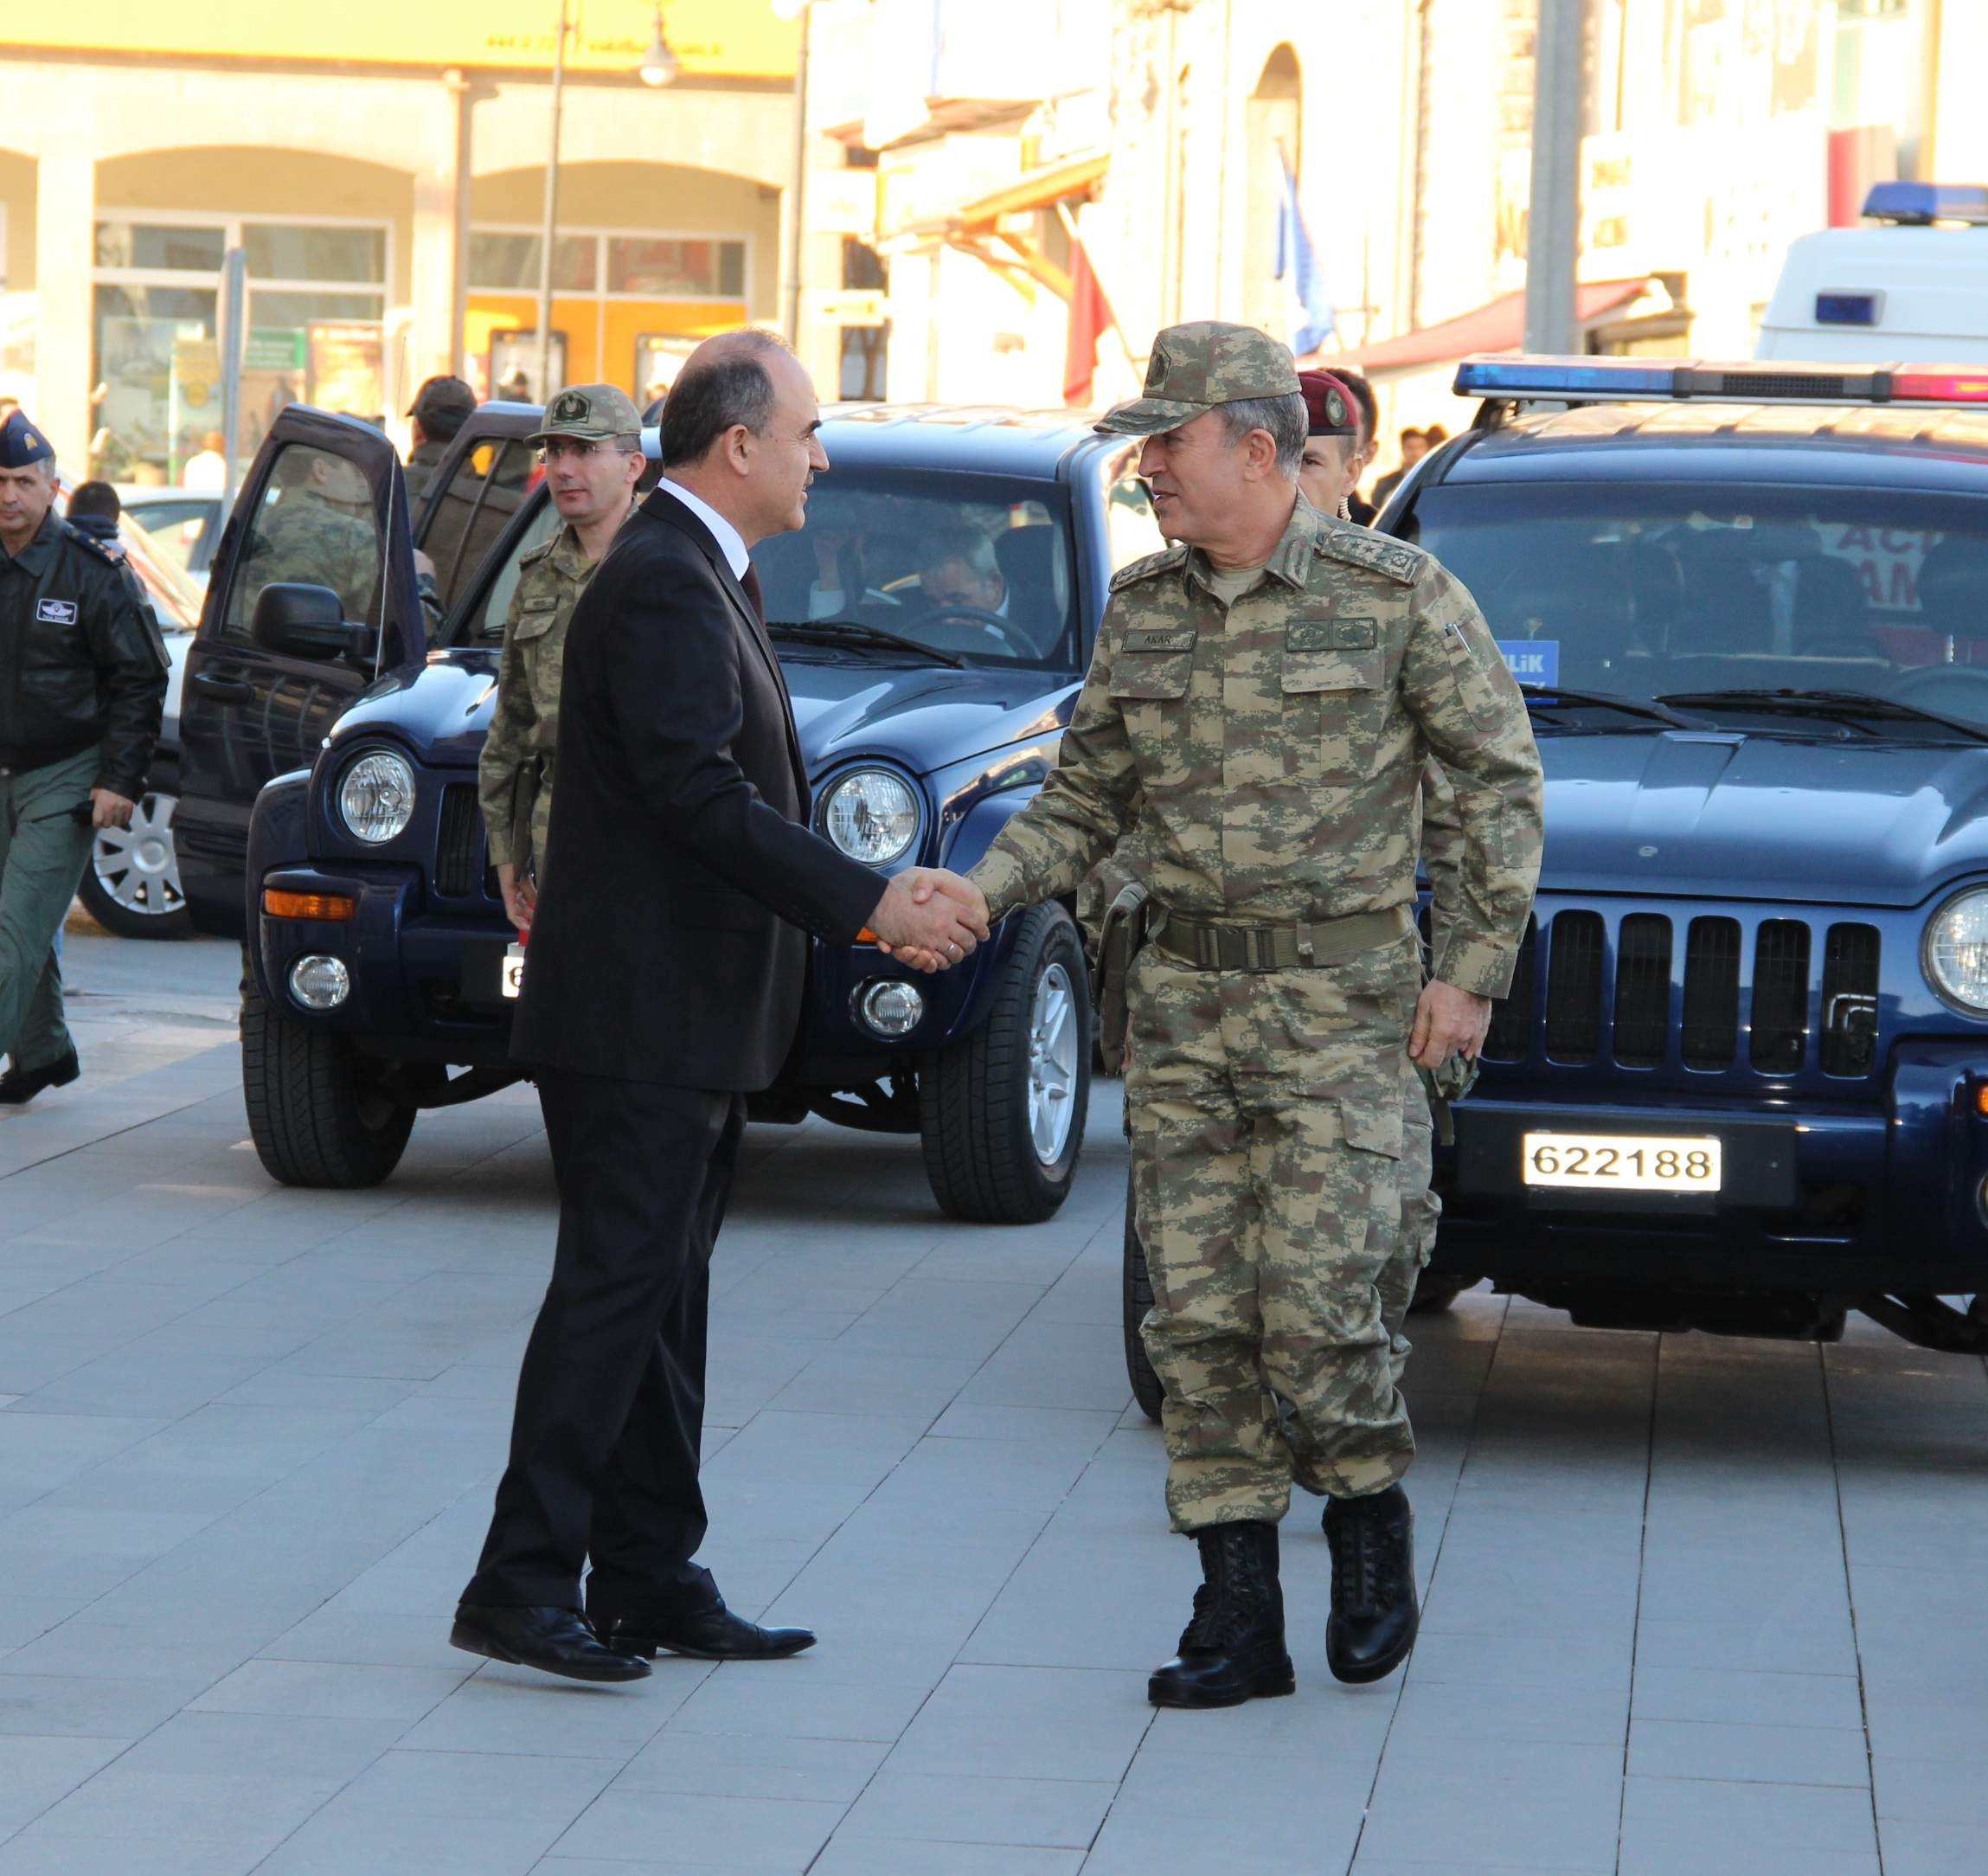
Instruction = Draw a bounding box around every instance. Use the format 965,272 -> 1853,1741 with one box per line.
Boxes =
1862,181 -> 1988,227
1454,354 -> 1988,408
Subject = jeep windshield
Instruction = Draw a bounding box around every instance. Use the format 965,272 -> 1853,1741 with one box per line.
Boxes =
1407,483 -> 1988,739
754,469 -> 1081,671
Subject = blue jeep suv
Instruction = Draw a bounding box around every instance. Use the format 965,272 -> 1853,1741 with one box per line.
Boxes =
1117,358 -> 1988,1411
1350,358 -> 1988,1359
176,402 -> 1173,1221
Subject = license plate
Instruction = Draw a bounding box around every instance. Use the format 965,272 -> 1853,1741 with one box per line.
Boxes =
1521,1132 -> 1722,1193
500,942 -> 526,1000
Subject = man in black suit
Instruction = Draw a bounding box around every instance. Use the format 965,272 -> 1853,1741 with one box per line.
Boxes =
453,331 -> 989,1683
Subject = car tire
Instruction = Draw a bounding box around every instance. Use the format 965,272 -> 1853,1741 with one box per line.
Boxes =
75,774 -> 191,940
1408,1273 -> 1475,1315
241,968 -> 414,1188
1123,1167 -> 1164,1423
920,902 -> 1090,1224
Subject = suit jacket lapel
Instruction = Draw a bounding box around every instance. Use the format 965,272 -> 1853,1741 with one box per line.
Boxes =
645,493 -> 811,802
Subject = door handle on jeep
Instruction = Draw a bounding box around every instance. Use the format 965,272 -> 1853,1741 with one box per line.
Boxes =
191,671 -> 253,704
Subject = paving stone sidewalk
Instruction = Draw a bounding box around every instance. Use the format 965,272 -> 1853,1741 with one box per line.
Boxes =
0,935 -> 1982,1873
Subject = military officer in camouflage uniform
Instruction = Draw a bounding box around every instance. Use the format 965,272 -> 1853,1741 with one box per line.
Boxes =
952,324 -> 1542,1706
478,385 -> 643,929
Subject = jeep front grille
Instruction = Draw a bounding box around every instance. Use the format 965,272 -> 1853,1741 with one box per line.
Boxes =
1479,903 -> 1882,1080
435,783 -> 484,897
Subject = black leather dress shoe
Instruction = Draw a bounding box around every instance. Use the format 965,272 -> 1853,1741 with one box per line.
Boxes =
450,1603 -> 651,1683
1148,1521 -> 1296,1709
600,1597 -> 816,1661
1323,1484 -> 1419,1685
0,1049 -> 79,1106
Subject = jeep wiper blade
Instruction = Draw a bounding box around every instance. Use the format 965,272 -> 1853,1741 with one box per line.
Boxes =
767,620 -> 965,668
1519,683 -> 1701,729
1658,687 -> 1988,744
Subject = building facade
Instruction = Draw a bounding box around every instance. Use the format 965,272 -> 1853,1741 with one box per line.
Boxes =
0,2 -> 800,477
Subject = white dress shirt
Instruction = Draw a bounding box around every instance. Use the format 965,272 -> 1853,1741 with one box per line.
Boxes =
653,475 -> 751,581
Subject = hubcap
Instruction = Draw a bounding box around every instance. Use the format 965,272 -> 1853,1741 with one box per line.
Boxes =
91,792 -> 184,919
1027,960 -> 1079,1166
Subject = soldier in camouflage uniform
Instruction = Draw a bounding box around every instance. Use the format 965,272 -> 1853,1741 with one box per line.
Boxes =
243,452 -> 380,624
478,385 -> 643,929
959,323 -> 1542,1706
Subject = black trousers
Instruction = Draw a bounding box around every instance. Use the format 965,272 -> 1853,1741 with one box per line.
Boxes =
463,1069 -> 747,1614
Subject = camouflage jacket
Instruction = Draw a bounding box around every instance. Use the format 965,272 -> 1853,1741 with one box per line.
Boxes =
968,496 -> 1543,999
478,522 -> 599,874
244,489 -> 379,625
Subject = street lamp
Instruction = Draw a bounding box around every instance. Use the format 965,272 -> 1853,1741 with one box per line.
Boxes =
639,8 -> 680,89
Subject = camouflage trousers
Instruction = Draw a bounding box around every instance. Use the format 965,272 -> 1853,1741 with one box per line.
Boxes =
1126,931 -> 1424,1530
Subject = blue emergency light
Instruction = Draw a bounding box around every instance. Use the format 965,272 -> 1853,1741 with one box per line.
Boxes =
1453,354 -> 1988,408
1814,291 -> 1882,327
1862,181 -> 1988,227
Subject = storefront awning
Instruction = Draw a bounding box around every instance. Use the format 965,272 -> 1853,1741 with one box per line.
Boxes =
888,152 -> 1110,305
952,153 -> 1109,233
1318,279 -> 1662,376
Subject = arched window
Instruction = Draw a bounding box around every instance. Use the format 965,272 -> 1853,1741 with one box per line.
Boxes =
1244,45 -> 1302,341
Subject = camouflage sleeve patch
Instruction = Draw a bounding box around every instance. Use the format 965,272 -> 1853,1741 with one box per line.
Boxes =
1107,543 -> 1188,593
1313,523 -> 1427,587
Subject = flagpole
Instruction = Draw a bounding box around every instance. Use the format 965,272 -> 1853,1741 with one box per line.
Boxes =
1055,202 -> 1140,380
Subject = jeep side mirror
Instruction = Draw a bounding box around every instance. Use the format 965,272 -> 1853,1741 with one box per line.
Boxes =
252,582 -> 365,661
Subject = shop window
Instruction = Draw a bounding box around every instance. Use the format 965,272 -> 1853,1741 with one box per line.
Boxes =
839,326 -> 888,402
468,232 -> 597,293
92,283 -> 220,483
842,240 -> 888,292
242,224 -> 386,285
95,222 -> 227,273
606,238 -> 745,299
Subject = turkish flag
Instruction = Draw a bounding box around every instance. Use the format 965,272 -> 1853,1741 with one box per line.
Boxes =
1063,237 -> 1116,408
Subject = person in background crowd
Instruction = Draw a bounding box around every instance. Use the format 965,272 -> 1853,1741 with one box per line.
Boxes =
404,376 -> 478,506
0,411 -> 167,1104
63,482 -> 123,546
1369,427 -> 1427,510
1331,370 -> 1382,524
1296,371 -> 1364,520
183,432 -> 227,491
478,385 -> 644,933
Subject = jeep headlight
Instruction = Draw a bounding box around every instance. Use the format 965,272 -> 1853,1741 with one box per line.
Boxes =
1926,887 -> 1988,1012
337,748 -> 417,845
821,768 -> 920,865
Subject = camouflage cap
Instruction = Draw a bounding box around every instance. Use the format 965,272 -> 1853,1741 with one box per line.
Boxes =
528,383 -> 642,445
1096,321 -> 1302,438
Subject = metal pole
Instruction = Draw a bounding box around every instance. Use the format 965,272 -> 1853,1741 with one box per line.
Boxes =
535,0 -> 569,401
784,3 -> 813,345
1524,0 -> 1583,355
448,70 -> 478,382
217,246 -> 247,521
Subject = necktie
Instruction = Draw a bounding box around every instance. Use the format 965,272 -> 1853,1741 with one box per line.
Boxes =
741,562 -> 766,625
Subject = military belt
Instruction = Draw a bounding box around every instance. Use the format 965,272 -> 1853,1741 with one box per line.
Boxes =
1151,903 -> 1412,973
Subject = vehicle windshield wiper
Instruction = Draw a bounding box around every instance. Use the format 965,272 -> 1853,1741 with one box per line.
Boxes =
1518,683 -> 1702,729
766,619 -> 965,668
1656,687 -> 1988,744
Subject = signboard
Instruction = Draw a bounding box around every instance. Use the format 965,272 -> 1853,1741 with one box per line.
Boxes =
7,2 -> 798,79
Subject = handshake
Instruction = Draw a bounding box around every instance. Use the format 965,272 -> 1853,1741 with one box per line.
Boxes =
864,869 -> 992,973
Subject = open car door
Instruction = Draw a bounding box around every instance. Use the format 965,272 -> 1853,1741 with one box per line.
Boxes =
411,403 -> 546,623
176,408 -> 420,935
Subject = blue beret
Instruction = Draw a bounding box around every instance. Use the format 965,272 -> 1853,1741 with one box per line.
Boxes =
0,411 -> 55,470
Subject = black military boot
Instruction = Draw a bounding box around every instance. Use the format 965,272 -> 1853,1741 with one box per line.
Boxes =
1322,1483 -> 1418,1685
1147,1520 -> 1296,1709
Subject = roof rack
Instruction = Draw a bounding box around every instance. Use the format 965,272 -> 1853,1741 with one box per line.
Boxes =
1453,354 -> 1988,408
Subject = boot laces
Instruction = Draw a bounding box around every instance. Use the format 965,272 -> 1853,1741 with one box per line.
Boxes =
1179,1530 -> 1271,1651
1331,1506 -> 1401,1613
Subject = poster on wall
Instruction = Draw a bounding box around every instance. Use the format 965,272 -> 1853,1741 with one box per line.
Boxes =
306,321 -> 385,424
490,331 -> 567,404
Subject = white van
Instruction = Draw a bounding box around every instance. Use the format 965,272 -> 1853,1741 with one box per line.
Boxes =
1757,183 -> 1988,363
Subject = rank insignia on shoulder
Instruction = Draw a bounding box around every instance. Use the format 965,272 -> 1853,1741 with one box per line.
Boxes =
1109,543 -> 1188,592
1314,524 -> 1427,586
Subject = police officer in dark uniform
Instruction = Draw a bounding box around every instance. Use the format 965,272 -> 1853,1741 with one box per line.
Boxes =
0,410 -> 167,1102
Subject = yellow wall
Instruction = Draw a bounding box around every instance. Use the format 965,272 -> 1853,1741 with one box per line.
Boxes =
4,1 -> 798,80
96,147 -> 417,300
467,294 -> 748,394
0,154 -> 34,292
